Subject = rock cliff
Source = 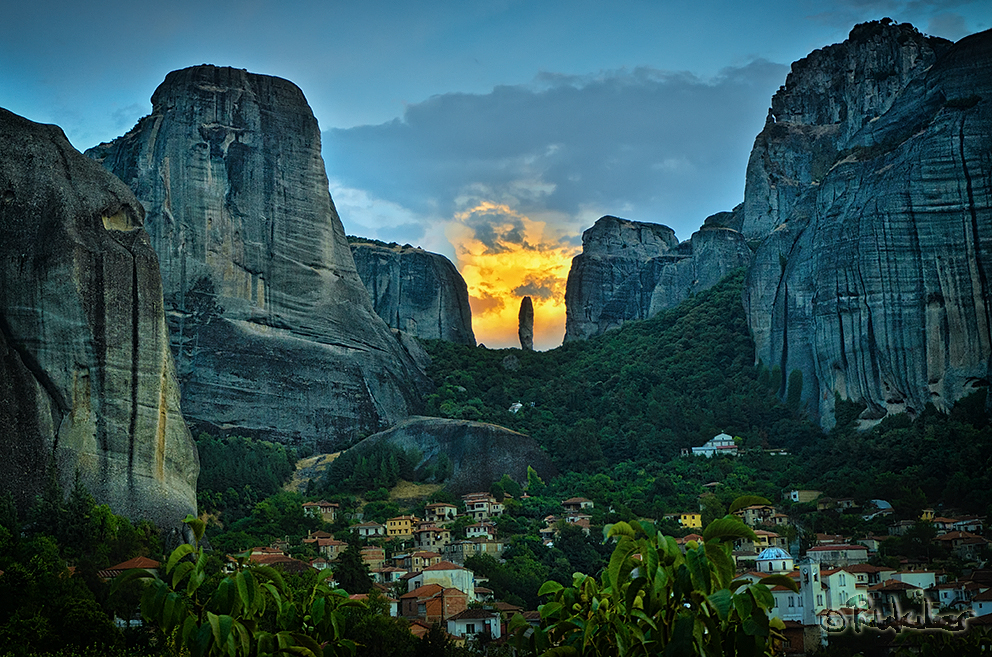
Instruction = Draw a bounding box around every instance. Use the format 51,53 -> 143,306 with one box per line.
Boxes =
518,297 -> 534,350
742,21 -> 952,239
564,215 -> 752,341
87,66 -> 429,450
0,108 -> 198,528
341,416 -> 557,496
349,239 -> 475,346
743,25 -> 992,426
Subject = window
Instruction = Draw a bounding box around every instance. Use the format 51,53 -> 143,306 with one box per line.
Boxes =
816,595 -> 823,606
466,623 -> 476,634
798,596 -> 803,607
789,597 -> 795,608
839,574 -> 846,586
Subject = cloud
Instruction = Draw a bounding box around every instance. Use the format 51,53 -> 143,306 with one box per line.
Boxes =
323,60 -> 786,244
322,60 -> 787,349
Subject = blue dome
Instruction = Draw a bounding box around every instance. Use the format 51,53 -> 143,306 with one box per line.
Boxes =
757,547 -> 791,560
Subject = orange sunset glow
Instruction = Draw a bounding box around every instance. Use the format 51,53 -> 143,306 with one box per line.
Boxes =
447,202 -> 580,351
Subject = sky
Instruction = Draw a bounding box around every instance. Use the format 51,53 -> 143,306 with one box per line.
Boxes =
3,1 -> 990,349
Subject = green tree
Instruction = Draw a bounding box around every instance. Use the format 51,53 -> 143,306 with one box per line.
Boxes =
115,515 -> 361,657
511,510 -> 795,656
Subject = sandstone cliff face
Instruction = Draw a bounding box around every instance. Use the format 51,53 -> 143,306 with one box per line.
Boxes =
742,21 -> 952,239
0,108 -> 198,528
343,416 -> 557,496
349,239 -> 475,346
744,27 -> 992,426
87,66 -> 429,450
564,215 -> 752,341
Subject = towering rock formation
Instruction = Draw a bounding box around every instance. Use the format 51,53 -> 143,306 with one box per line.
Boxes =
742,21 -> 952,239
87,66 -> 429,450
349,238 -> 475,346
0,108 -> 198,528
563,215 -> 752,341
518,296 -> 534,350
743,24 -> 992,426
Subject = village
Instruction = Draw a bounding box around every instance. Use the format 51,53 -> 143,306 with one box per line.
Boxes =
97,461 -> 992,653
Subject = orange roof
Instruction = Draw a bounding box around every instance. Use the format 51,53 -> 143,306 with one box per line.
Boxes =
108,556 -> 160,570
400,584 -> 445,599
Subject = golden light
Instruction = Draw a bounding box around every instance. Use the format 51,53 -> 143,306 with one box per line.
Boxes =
446,202 -> 580,350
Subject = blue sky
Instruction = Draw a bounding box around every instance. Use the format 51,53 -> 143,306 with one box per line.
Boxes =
3,1 -> 990,348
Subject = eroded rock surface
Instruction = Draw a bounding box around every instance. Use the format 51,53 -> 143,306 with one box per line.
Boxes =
87,66 -> 429,450
350,239 -> 475,346
564,215 -> 752,341
743,25 -> 992,425
0,108 -> 198,528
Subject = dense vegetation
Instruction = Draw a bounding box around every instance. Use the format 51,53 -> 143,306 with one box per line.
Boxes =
422,270 -> 992,519
0,473 -> 162,656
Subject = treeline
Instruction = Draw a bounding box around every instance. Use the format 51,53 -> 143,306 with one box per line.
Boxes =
195,433 -> 296,523
320,442 -> 452,497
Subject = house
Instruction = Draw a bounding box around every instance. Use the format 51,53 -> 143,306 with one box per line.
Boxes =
862,499 -> 894,521
361,546 -> 386,571
683,432 -> 739,458
461,493 -> 504,521
735,505 -> 778,528
466,522 -> 495,540
892,571 -> 941,590
868,579 -> 923,611
815,533 -> 849,546
920,508 -> 936,521
446,609 -> 502,640
737,529 -> 788,553
310,538 -> 347,560
934,531 -> 989,560
399,584 -> 468,623
843,563 -> 896,587
443,538 -> 504,564
787,490 -> 822,504
405,561 -> 477,601
952,516 -> 985,534
386,515 -> 418,540
665,512 -> 702,529
309,557 -> 332,571
97,556 -> 160,580
805,544 -> 868,568
302,500 -> 339,523
561,497 -> 594,513
414,525 -> 452,550
398,551 -> 443,571
820,568 -> 866,609
248,553 -> 312,573
424,503 -> 459,524
371,566 -> 409,585
971,588 -> 992,618
755,547 -> 793,574
354,521 -> 386,539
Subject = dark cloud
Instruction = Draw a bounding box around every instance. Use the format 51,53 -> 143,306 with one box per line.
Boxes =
469,290 -> 505,316
513,274 -> 562,300
323,60 -> 787,243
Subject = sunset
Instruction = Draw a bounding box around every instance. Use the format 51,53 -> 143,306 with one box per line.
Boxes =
447,202 -> 580,350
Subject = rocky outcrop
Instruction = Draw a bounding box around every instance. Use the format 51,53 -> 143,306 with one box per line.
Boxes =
87,66 -> 429,451
0,108 -> 198,529
564,215 -> 752,341
349,239 -> 475,346
341,416 -> 557,495
518,297 -> 534,350
743,26 -> 992,426
742,21 -> 952,239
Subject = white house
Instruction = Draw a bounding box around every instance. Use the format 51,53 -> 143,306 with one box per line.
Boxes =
447,609 -> 501,639
973,589 -> 992,618
406,561 -> 477,602
684,433 -> 739,458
